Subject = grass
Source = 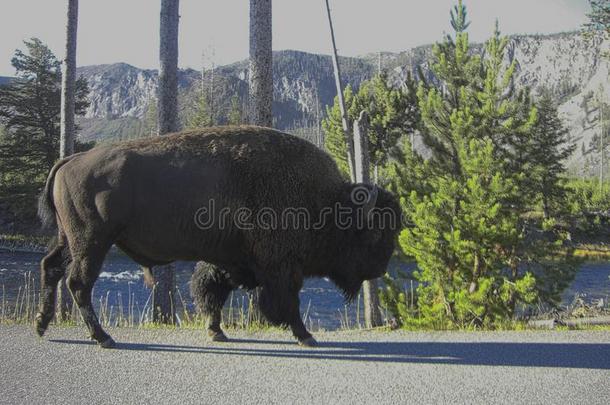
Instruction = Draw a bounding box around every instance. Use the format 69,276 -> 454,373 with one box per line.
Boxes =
573,244 -> 610,259
1,270 -> 609,333
0,274 -> 332,333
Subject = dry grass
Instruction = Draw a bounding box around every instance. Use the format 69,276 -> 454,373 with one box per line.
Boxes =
0,275 -> 333,332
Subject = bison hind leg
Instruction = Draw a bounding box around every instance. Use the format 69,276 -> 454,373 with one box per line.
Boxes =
35,237 -> 71,337
191,262 -> 235,342
66,243 -> 114,348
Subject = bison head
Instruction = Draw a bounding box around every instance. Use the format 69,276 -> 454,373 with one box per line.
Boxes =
327,184 -> 401,301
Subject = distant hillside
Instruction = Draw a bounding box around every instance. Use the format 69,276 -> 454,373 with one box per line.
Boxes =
18,31 -> 610,175
75,50 -> 374,141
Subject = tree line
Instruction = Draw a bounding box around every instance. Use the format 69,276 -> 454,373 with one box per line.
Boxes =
323,0 -> 609,328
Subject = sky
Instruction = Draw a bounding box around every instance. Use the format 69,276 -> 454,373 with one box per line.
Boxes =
0,0 -> 592,76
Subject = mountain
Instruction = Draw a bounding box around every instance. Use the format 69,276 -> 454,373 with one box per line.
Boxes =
75,51 -> 374,141
74,31 -> 608,174
0,76 -> 12,86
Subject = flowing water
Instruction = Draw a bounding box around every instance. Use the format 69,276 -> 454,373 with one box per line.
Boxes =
1,250 -> 608,329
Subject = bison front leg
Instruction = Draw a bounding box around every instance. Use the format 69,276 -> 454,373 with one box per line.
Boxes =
191,263 -> 234,342
67,252 -> 115,348
259,275 -> 317,347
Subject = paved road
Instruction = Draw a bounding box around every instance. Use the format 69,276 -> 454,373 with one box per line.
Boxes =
0,325 -> 609,404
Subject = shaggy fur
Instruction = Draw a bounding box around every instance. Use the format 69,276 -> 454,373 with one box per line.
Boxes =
36,125 -> 400,346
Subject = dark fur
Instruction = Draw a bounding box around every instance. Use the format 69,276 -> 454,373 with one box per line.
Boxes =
38,155 -> 81,229
36,125 -> 400,345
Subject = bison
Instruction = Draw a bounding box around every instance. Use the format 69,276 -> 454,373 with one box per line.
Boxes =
35,126 -> 399,347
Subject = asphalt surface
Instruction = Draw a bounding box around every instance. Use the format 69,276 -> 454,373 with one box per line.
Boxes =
0,324 -> 609,404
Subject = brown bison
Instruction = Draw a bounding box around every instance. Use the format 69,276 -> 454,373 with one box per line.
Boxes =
35,126 -> 399,347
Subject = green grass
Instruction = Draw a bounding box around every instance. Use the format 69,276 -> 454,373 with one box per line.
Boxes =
572,244 -> 610,259
0,233 -> 49,246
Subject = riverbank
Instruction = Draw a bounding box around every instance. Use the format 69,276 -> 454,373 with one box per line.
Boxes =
2,248 -> 610,332
573,243 -> 610,259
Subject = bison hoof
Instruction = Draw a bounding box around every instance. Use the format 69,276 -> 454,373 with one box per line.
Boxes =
208,330 -> 228,342
98,337 -> 116,349
34,313 -> 47,337
298,337 -> 318,347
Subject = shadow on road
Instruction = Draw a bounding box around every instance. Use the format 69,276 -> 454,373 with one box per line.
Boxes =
49,337 -> 610,369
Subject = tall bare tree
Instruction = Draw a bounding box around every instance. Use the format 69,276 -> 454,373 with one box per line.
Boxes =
325,0 -> 381,327
324,0 -> 355,181
243,0 -> 273,323
248,0 -> 273,127
153,0 -> 180,323
56,0 -> 79,321
60,0 -> 78,158
353,112 -> 382,328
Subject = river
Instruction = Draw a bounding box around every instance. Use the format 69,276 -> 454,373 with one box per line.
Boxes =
1,250 -> 608,329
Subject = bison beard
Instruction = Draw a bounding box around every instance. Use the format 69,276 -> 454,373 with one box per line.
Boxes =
36,126 -> 399,347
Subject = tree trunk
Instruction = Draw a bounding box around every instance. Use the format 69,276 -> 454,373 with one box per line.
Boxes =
245,0 -> 273,323
57,0 -> 79,322
353,111 -> 383,328
542,193 -> 550,219
248,0 -> 273,127
158,0 -> 180,136
325,0 -> 355,181
153,0 -> 180,324
60,0 -> 78,158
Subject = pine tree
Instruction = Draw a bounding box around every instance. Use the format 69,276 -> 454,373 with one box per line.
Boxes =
143,97 -> 158,136
185,93 -> 213,129
587,89 -> 610,189
530,92 -> 576,218
227,95 -> 244,125
584,0 -> 610,58
0,38 -> 89,227
416,0 -> 481,176
322,85 -> 355,178
322,73 -> 419,180
386,1 -> 576,328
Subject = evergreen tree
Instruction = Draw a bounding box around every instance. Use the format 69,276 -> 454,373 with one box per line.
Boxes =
0,38 -> 89,227
530,92 -> 576,218
322,84 -> 355,178
587,90 -> 610,186
584,0 -> 610,58
399,138 -> 536,327
386,1 -> 576,328
227,95 -> 244,125
143,96 -> 158,136
185,93 -> 213,129
322,73 -> 419,180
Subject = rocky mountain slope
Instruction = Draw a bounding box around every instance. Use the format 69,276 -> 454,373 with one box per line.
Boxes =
74,31 -> 608,174
75,51 -> 374,140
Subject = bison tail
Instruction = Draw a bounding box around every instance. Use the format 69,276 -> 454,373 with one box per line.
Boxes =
38,154 -> 79,230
